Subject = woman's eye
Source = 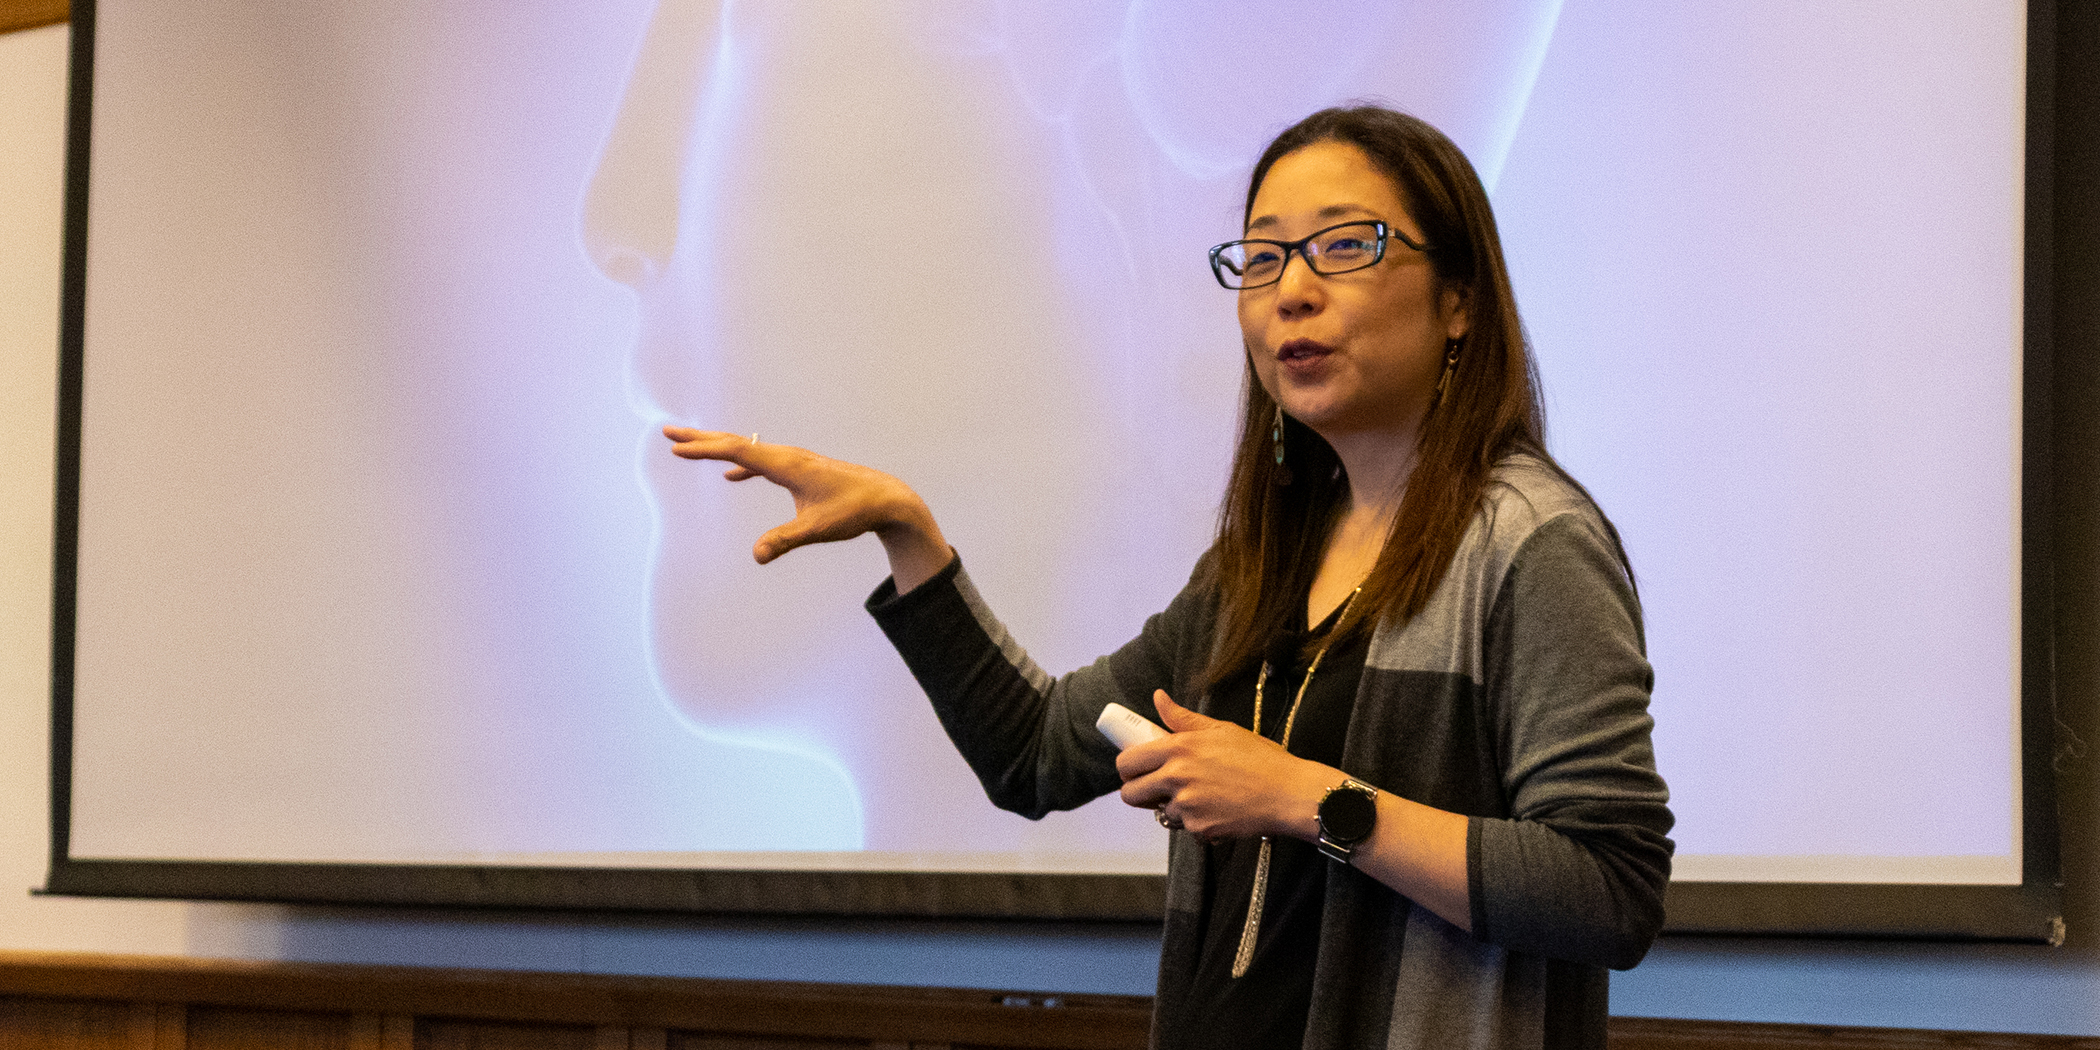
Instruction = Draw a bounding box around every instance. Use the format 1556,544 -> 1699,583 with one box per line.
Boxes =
1242,249 -> 1282,275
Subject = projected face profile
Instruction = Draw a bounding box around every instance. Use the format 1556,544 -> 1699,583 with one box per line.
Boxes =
577,0 -> 1560,858
60,0 -> 2030,894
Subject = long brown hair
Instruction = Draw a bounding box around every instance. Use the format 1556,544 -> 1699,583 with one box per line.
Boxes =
1202,106 -> 1563,686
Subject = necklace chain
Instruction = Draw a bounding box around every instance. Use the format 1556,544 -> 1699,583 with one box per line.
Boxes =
1232,586 -> 1360,979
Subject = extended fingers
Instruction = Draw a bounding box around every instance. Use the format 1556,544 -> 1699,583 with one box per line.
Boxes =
663,427 -> 749,461
668,430 -> 816,493
664,425 -> 789,468
661,431 -> 920,565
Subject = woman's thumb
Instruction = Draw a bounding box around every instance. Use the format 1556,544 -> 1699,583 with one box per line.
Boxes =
754,521 -> 804,564
1154,689 -> 1216,731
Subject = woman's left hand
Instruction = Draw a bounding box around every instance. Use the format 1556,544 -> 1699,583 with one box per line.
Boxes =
1120,689 -> 1476,929
1115,690 -> 1338,843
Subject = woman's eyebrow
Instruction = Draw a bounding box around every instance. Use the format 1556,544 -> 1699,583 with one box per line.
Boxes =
1244,203 -> 1381,233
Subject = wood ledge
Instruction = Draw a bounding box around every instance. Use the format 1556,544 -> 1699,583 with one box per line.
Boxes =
3,951 -> 2096,1050
0,0 -> 66,36
1610,1017 -> 2100,1050
0,951 -> 1147,1049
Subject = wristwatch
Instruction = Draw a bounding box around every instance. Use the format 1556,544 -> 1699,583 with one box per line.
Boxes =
1315,778 -> 1379,864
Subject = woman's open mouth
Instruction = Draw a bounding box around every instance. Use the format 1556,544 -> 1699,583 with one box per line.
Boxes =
1278,338 -> 1335,365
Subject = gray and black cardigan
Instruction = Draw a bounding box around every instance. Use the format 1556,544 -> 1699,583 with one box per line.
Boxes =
869,454 -> 1674,1050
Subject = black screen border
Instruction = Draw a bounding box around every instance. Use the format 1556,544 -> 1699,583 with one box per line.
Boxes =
44,0 -> 2079,941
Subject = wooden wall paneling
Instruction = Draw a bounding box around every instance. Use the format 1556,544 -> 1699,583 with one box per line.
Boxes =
124,1004 -> 180,1050
347,1015 -> 415,1050
0,995 -> 135,1050
0,0 -> 65,35
0,955 -> 1153,1050
670,1037 -> 865,1050
186,1007 -> 348,1050
9,954 -> 2100,1050
415,1018 -> 595,1050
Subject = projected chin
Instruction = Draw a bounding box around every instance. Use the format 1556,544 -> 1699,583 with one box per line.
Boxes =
589,2 -> 1052,762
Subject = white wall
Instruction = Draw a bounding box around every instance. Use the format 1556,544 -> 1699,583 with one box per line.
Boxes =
5,20 -> 2099,1034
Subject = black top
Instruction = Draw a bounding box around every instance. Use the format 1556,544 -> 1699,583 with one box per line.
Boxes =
868,458 -> 1675,1048
1154,602 -> 1371,1050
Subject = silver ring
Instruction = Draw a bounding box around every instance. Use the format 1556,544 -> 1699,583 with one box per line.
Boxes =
1154,807 -> 1183,832
749,433 -> 760,445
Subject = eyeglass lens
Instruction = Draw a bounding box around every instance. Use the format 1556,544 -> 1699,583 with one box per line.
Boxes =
1212,222 -> 1386,289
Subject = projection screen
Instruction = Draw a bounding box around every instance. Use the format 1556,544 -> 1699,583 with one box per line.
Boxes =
48,0 -> 2062,938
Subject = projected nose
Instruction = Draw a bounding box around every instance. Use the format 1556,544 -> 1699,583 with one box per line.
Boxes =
581,0 -> 722,287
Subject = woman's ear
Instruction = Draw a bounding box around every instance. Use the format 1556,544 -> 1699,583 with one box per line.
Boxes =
1442,284 -> 1470,341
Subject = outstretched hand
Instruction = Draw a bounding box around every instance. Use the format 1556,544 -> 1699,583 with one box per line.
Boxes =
662,427 -> 952,590
1115,690 -> 1339,844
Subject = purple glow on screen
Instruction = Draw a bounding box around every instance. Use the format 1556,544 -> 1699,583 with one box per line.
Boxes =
66,0 -> 2022,883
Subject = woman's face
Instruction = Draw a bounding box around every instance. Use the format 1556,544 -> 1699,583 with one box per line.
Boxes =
1237,141 -> 1468,443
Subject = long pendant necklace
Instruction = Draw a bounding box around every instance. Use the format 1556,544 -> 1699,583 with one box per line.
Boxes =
1231,586 -> 1360,979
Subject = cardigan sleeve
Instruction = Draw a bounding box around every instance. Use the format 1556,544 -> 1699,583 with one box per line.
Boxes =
1466,512 -> 1675,970
866,552 -> 1214,819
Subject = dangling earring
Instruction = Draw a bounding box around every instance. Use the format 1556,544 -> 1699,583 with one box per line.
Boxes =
1432,337 -> 1462,408
1271,404 -> 1293,486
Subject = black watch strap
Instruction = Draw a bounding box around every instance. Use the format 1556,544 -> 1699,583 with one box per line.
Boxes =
1315,778 -> 1379,864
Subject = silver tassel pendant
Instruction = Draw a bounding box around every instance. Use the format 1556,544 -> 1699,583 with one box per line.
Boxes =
1231,837 -> 1273,978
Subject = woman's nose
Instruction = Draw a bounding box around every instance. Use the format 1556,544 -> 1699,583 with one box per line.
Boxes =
580,0 -> 724,287
1273,254 -> 1325,318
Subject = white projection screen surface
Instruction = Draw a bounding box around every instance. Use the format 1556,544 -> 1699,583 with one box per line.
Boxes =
50,0 -> 2059,936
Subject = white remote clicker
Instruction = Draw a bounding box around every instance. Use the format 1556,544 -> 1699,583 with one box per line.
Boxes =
1095,702 -> 1169,750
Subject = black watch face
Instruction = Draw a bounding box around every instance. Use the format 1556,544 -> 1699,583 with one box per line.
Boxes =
1320,785 -> 1376,843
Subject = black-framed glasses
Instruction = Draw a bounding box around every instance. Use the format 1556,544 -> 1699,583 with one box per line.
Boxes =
1208,220 -> 1432,290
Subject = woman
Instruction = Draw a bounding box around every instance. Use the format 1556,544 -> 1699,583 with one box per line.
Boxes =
665,107 -> 1672,1050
